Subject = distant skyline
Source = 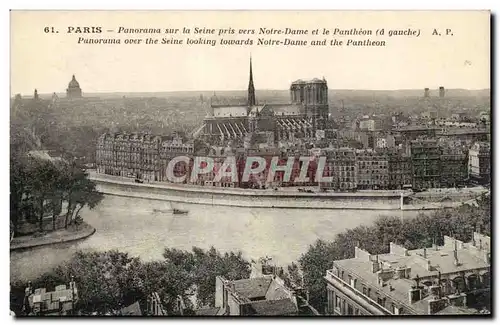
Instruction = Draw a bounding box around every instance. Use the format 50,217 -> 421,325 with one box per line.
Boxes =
26,87 -> 491,98
11,11 -> 490,95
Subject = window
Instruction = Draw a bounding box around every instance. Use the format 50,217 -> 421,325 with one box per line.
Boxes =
362,286 -> 367,295
347,304 -> 354,315
335,296 -> 341,309
328,290 -> 335,313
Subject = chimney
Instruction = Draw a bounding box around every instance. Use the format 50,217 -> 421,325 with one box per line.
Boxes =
439,86 -> 445,98
395,267 -> 406,279
447,293 -> 467,307
355,246 -> 371,261
428,297 -> 447,314
424,88 -> 430,98
390,242 -> 409,256
432,237 -> 438,251
408,287 -> 422,304
423,247 -> 427,259
429,285 -> 441,299
371,255 -> 380,273
453,241 -> 460,266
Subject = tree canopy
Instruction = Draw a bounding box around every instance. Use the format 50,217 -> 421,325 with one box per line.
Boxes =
298,196 -> 491,312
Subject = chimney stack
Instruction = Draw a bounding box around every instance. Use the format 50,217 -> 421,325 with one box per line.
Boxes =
439,86 -> 445,98
371,255 -> 380,273
424,88 -> 430,98
453,242 -> 460,266
408,287 -> 422,304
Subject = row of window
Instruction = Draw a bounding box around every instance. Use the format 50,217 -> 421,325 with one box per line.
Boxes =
332,269 -> 404,315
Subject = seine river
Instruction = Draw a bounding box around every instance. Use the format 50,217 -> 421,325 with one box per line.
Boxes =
10,195 -> 425,283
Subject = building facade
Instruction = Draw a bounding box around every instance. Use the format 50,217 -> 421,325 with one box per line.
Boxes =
388,150 -> 412,190
320,148 -> 357,191
410,139 -> 441,190
96,132 -> 194,182
468,142 -> 491,185
289,78 -> 329,131
356,149 -> 389,190
325,233 -> 490,315
440,145 -> 468,188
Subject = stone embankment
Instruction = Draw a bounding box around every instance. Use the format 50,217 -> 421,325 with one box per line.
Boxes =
88,171 -> 487,211
10,222 -> 96,251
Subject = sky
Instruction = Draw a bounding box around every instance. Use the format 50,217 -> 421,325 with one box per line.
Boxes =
10,10 -> 490,95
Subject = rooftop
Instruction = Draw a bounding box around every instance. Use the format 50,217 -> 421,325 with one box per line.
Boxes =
291,78 -> 327,85
28,282 -> 78,315
232,277 -> 273,299
329,233 -> 490,314
241,298 -> 298,316
219,275 -> 299,316
194,307 -> 222,316
120,301 -> 142,316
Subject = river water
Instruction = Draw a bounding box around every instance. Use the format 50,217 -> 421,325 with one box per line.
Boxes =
10,195 -> 425,283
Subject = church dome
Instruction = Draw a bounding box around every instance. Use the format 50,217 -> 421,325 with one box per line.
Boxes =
68,75 -> 80,88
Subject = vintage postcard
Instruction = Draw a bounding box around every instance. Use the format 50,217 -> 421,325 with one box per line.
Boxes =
10,10 -> 491,317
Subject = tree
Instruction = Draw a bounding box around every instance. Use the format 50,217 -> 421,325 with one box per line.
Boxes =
25,159 -> 61,232
298,198 -> 491,312
53,250 -> 144,315
10,152 -> 28,236
298,239 -> 338,312
162,246 -> 250,308
64,168 -> 104,229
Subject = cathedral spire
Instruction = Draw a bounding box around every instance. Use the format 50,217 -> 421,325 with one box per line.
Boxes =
248,56 -> 256,106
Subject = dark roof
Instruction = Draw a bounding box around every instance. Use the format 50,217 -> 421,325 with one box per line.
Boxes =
233,278 -> 272,299
436,305 -> 479,315
194,307 -> 221,316
241,298 -> 298,316
120,301 -> 142,316
291,78 -> 326,85
68,75 -> 80,88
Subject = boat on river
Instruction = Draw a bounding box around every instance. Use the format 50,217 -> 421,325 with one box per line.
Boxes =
173,209 -> 188,215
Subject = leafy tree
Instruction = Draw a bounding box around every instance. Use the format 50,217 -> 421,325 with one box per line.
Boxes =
163,246 -> 250,308
63,168 -> 103,229
51,250 -> 143,315
298,239 -> 338,312
10,152 -> 28,235
298,198 -> 491,312
25,159 -> 61,232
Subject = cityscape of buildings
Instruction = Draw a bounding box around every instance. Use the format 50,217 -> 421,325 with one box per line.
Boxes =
91,58 -> 490,191
11,59 -> 491,317
325,232 -> 491,315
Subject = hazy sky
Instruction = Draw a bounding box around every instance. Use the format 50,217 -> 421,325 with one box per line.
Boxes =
11,11 -> 490,95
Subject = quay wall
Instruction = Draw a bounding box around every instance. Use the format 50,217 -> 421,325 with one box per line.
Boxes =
89,173 -> 485,211
90,175 -> 402,210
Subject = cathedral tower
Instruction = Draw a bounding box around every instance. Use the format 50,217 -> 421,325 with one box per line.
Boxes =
247,57 -> 256,106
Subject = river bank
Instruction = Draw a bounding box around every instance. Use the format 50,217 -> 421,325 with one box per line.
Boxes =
10,222 -> 96,251
88,171 -> 487,211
